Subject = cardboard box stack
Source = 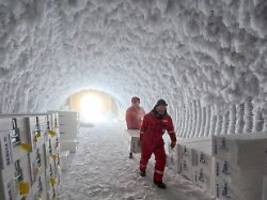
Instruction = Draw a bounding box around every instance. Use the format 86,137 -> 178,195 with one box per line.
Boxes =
0,112 -> 63,200
213,134 -> 267,200
175,133 -> 267,200
56,111 -> 79,153
46,112 -> 61,199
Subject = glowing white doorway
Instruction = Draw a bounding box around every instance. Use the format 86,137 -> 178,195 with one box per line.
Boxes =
80,94 -> 105,123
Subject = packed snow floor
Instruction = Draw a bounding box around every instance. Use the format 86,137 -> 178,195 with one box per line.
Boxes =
59,123 -> 214,200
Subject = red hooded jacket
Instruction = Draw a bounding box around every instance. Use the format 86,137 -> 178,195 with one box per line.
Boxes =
140,111 -> 176,149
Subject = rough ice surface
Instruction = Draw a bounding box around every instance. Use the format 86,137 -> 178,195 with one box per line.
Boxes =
1,0 -> 267,137
59,124 -> 213,200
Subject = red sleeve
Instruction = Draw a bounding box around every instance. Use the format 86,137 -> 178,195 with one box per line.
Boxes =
167,117 -> 176,142
139,115 -> 148,141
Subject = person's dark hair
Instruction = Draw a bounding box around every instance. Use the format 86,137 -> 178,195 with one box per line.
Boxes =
152,99 -> 168,118
154,99 -> 168,107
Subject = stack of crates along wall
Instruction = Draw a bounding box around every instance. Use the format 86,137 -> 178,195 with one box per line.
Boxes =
27,114 -> 49,200
212,134 -> 267,200
176,133 -> 267,200
0,113 -> 62,200
0,115 -> 47,200
55,111 -> 79,154
46,112 -> 61,199
176,136 -> 215,194
0,118 -> 13,200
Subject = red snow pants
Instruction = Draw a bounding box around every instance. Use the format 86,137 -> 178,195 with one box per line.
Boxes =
140,144 -> 166,183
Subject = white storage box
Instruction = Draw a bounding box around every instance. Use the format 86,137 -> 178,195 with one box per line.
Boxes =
29,144 -> 46,184
13,154 -> 32,199
10,117 -> 33,161
30,173 -> 47,200
193,167 -> 213,192
215,177 -> 263,200
194,152 -> 215,194
46,136 -> 60,156
60,150 -> 70,171
60,127 -> 78,140
178,145 -> 196,180
26,116 -> 45,150
214,158 -> 264,200
213,134 -> 267,167
0,128 -> 13,170
179,136 -> 213,155
58,111 -> 79,141
51,112 -> 59,129
178,134 -> 267,199
0,167 -> 16,200
0,179 -> 16,200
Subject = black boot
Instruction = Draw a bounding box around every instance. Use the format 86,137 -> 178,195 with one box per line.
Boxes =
139,170 -> 146,177
154,181 -> 166,189
129,152 -> 133,159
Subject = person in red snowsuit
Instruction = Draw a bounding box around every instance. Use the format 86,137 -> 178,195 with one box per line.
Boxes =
139,99 -> 176,189
125,96 -> 145,158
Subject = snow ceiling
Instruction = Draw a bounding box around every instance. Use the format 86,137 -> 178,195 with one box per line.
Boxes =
0,0 -> 267,136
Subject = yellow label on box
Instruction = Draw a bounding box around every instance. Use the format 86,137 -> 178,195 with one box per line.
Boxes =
35,131 -> 41,138
20,143 -> 32,152
19,181 -> 30,196
50,154 -> 58,161
48,130 -> 56,137
50,177 -> 57,186
34,131 -> 41,142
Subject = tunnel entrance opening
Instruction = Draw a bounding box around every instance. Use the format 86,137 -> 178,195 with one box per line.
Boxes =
64,90 -> 119,124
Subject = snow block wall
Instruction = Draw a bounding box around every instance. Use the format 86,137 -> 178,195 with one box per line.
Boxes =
0,0 -> 267,137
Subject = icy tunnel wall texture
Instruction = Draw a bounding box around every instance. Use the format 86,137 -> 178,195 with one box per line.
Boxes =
0,0 -> 267,137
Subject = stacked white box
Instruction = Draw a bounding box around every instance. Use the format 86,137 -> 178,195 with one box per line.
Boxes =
30,172 -> 47,200
177,133 -> 267,200
8,114 -> 49,199
14,154 -> 32,198
0,113 -> 63,200
10,116 -> 33,199
0,118 -> 16,200
27,115 -> 47,150
45,155 -> 60,200
177,137 -> 213,183
213,134 -> 267,200
57,111 -> 79,140
46,112 -> 61,199
176,144 -> 197,180
29,143 -> 48,200
54,111 -> 79,154
60,150 -> 70,171
215,159 -> 264,200
193,151 -> 215,195
0,117 -> 33,200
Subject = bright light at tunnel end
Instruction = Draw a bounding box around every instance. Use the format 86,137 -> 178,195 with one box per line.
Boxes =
80,94 -> 106,123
